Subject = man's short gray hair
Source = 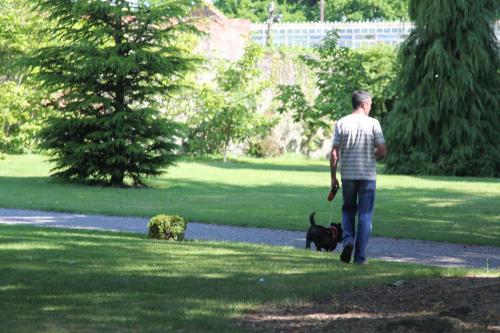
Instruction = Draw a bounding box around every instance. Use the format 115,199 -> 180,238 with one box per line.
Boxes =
352,90 -> 371,109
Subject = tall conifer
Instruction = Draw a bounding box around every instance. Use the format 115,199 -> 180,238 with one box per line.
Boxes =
385,0 -> 500,176
28,0 -> 201,185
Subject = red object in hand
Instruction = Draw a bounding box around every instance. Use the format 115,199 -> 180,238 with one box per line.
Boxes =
327,185 -> 339,202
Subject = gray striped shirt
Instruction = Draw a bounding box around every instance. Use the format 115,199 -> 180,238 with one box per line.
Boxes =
332,114 -> 385,180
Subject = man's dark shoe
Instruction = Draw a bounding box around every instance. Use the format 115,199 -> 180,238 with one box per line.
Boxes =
340,244 -> 354,263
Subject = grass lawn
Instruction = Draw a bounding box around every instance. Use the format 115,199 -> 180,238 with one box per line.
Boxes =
0,154 -> 499,246
0,225 -> 489,333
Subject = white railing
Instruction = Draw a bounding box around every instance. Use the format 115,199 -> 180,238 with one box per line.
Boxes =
251,21 -> 500,48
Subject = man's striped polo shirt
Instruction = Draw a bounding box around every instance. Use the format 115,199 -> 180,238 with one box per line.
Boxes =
332,113 -> 385,180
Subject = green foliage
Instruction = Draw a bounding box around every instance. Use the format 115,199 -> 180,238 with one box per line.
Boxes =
246,135 -> 282,157
0,0 -> 43,73
305,31 -> 368,119
0,0 -> 51,153
212,0 -> 307,23
276,31 -> 366,152
213,0 -> 409,23
148,214 -> 187,240
0,82 -> 50,152
276,83 -> 327,153
385,0 -> 500,177
276,35 -> 398,153
322,0 -> 409,22
184,44 -> 275,162
355,44 -> 398,120
26,0 -> 202,186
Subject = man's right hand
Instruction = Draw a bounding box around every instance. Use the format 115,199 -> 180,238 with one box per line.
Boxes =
331,177 -> 340,190
328,178 -> 340,201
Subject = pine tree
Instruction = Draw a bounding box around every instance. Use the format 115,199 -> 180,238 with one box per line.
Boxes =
385,0 -> 500,177
27,0 -> 201,186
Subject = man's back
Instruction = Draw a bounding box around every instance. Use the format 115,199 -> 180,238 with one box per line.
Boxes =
330,90 -> 386,265
332,114 -> 385,180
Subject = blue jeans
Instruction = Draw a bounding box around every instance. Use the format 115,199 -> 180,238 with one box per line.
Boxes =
341,179 -> 376,264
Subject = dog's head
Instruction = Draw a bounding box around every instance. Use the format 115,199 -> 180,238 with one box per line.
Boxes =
329,223 -> 343,243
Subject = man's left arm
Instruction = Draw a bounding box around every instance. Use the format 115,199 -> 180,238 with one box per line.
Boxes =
373,120 -> 386,160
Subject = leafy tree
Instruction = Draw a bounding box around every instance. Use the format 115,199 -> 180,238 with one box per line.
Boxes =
321,0 -> 409,22
305,32 -> 368,119
0,0 -> 50,153
26,0 -> 202,186
276,31 -> 367,153
185,44 -> 273,162
212,0 -> 307,23
213,0 -> 409,23
356,44 -> 398,121
385,0 -> 500,176
276,34 -> 399,153
0,82 -> 49,153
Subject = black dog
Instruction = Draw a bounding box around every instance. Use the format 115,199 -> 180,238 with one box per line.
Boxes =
305,212 -> 343,252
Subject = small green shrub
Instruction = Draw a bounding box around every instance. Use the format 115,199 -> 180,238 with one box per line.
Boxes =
247,135 -> 281,158
148,214 -> 187,241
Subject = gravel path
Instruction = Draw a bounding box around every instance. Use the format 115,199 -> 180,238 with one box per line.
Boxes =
1,208 -> 498,270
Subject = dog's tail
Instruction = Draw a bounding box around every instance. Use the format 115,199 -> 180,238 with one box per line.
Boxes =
309,212 -> 316,226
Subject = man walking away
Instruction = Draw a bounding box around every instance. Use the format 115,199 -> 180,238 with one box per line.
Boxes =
330,90 -> 387,264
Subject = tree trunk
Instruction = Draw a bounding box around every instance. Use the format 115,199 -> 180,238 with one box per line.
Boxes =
110,172 -> 124,187
223,143 -> 228,163
223,128 -> 231,163
320,0 -> 325,22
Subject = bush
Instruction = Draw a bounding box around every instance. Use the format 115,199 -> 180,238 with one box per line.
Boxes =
147,215 -> 187,241
247,135 -> 281,158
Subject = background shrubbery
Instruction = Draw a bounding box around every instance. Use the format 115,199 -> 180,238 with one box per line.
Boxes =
0,0 -> 52,153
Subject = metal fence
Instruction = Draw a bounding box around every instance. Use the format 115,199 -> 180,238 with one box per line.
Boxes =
251,21 -> 500,48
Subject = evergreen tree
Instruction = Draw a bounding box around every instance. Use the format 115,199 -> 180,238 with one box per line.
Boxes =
385,0 -> 500,177
27,0 -> 202,186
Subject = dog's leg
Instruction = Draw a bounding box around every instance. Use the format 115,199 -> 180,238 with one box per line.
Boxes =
305,234 -> 311,249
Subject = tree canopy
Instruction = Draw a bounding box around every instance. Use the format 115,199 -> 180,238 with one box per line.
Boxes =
0,0 -> 51,153
213,0 -> 409,23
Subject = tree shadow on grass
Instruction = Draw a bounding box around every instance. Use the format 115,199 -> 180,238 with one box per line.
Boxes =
186,159 -> 392,175
193,159 -> 331,173
0,225 -> 445,333
401,174 -> 500,184
0,175 -> 499,246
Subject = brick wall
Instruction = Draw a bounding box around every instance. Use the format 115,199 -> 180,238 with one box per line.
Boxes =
194,4 -> 251,61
